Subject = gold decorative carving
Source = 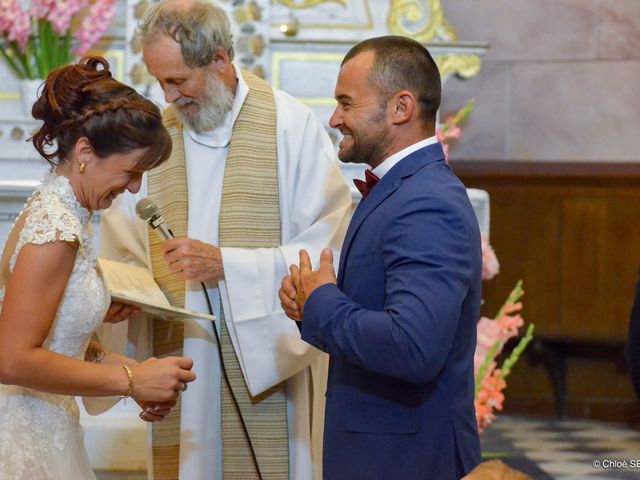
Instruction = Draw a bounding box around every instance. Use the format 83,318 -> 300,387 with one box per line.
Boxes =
251,65 -> 266,79
435,54 -> 481,80
441,19 -> 459,42
130,34 -> 143,55
237,35 -> 266,55
271,0 -> 373,30
387,0 -> 458,43
0,93 -> 20,102
130,63 -> 154,85
10,127 -> 25,141
234,1 -> 261,23
133,0 -> 150,20
276,0 -> 346,9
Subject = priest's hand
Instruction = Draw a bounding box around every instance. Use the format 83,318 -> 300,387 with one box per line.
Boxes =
296,249 -> 337,309
103,302 -> 140,324
162,238 -> 224,282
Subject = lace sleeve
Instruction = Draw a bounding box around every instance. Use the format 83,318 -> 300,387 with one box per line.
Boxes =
8,173 -> 91,274
20,194 -> 83,246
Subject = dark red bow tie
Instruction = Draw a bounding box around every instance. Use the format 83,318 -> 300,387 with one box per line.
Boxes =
353,169 -> 380,199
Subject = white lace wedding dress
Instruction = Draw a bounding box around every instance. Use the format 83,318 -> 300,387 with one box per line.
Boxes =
0,173 -> 110,479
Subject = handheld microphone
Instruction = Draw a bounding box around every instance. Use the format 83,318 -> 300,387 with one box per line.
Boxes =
135,197 -> 174,240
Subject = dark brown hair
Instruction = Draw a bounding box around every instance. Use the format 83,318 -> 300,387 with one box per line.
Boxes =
30,56 -> 171,169
342,36 -> 441,129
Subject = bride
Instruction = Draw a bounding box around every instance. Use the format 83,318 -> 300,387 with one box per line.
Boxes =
0,56 -> 196,479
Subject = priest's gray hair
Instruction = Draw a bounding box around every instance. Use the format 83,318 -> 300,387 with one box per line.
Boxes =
138,0 -> 235,68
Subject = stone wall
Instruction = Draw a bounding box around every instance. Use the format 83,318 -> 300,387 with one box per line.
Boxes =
440,0 -> 640,162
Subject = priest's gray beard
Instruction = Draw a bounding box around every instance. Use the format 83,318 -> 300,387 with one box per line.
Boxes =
174,74 -> 235,134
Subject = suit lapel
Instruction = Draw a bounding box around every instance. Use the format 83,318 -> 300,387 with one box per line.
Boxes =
337,143 -> 446,285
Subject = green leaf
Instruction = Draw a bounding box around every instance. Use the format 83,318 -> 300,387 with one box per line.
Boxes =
0,43 -> 28,79
6,41 -> 34,79
500,323 -> 535,379
481,451 -> 513,459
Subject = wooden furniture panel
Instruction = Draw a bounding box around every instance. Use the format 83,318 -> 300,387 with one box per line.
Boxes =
453,161 -> 640,421
454,161 -> 640,343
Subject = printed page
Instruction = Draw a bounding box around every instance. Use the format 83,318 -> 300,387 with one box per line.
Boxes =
99,258 -> 170,306
98,258 -> 216,322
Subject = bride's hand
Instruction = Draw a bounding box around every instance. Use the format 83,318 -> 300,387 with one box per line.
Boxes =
103,302 -> 140,324
136,398 -> 177,422
130,356 -> 196,402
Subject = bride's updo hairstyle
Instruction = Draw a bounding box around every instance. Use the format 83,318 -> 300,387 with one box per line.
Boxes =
30,56 -> 171,169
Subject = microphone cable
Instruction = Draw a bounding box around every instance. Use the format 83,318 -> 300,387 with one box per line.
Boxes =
199,281 -> 264,480
135,197 -> 263,479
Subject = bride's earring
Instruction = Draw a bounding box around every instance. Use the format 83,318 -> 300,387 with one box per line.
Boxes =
79,162 -> 86,174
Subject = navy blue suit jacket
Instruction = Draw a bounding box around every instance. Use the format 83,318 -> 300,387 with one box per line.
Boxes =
302,143 -> 482,479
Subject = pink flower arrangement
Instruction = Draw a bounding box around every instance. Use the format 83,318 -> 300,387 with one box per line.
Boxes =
0,0 -> 115,80
481,234 -> 500,281
474,279 -> 535,432
436,98 -> 475,161
73,1 -> 116,56
437,97 -> 532,432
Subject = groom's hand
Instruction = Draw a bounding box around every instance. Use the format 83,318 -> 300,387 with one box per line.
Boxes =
296,249 -> 336,308
279,271 -> 302,321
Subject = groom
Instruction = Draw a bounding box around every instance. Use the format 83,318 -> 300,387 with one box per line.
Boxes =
279,36 -> 482,479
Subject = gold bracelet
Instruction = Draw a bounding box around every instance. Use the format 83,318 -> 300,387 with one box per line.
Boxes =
121,364 -> 134,398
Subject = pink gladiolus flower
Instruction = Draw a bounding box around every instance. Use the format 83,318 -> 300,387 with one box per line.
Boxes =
2,0 -> 30,51
436,100 -> 474,161
445,126 -> 462,140
30,0 -> 57,20
441,141 -> 450,161
1,0 -> 117,84
47,0 -> 86,34
497,312 -> 524,339
475,367 -> 507,432
72,0 -> 115,55
474,318 -> 500,375
474,299 -> 524,377
481,235 -> 500,280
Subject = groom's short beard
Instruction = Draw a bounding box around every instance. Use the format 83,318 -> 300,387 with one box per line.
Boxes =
174,74 -> 235,133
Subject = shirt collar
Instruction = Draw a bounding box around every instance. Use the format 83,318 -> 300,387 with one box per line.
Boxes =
185,64 -> 248,148
371,136 -> 439,179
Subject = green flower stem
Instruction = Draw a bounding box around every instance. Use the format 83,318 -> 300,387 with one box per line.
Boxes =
495,279 -> 524,320
481,451 -> 512,459
49,26 -> 59,69
8,41 -> 33,79
0,44 -> 27,78
440,98 -> 475,137
500,323 -> 535,379
474,339 -> 502,398
62,34 -> 72,65
37,20 -> 52,78
453,98 -> 476,124
31,34 -> 45,78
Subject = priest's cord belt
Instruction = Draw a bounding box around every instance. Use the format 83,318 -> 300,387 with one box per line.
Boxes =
200,282 -> 264,480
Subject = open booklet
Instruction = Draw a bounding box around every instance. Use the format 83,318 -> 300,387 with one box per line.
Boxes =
98,258 -> 216,323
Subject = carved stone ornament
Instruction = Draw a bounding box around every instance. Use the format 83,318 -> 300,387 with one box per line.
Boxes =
436,54 -> 482,81
388,0 -> 458,43
276,0 -> 346,9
